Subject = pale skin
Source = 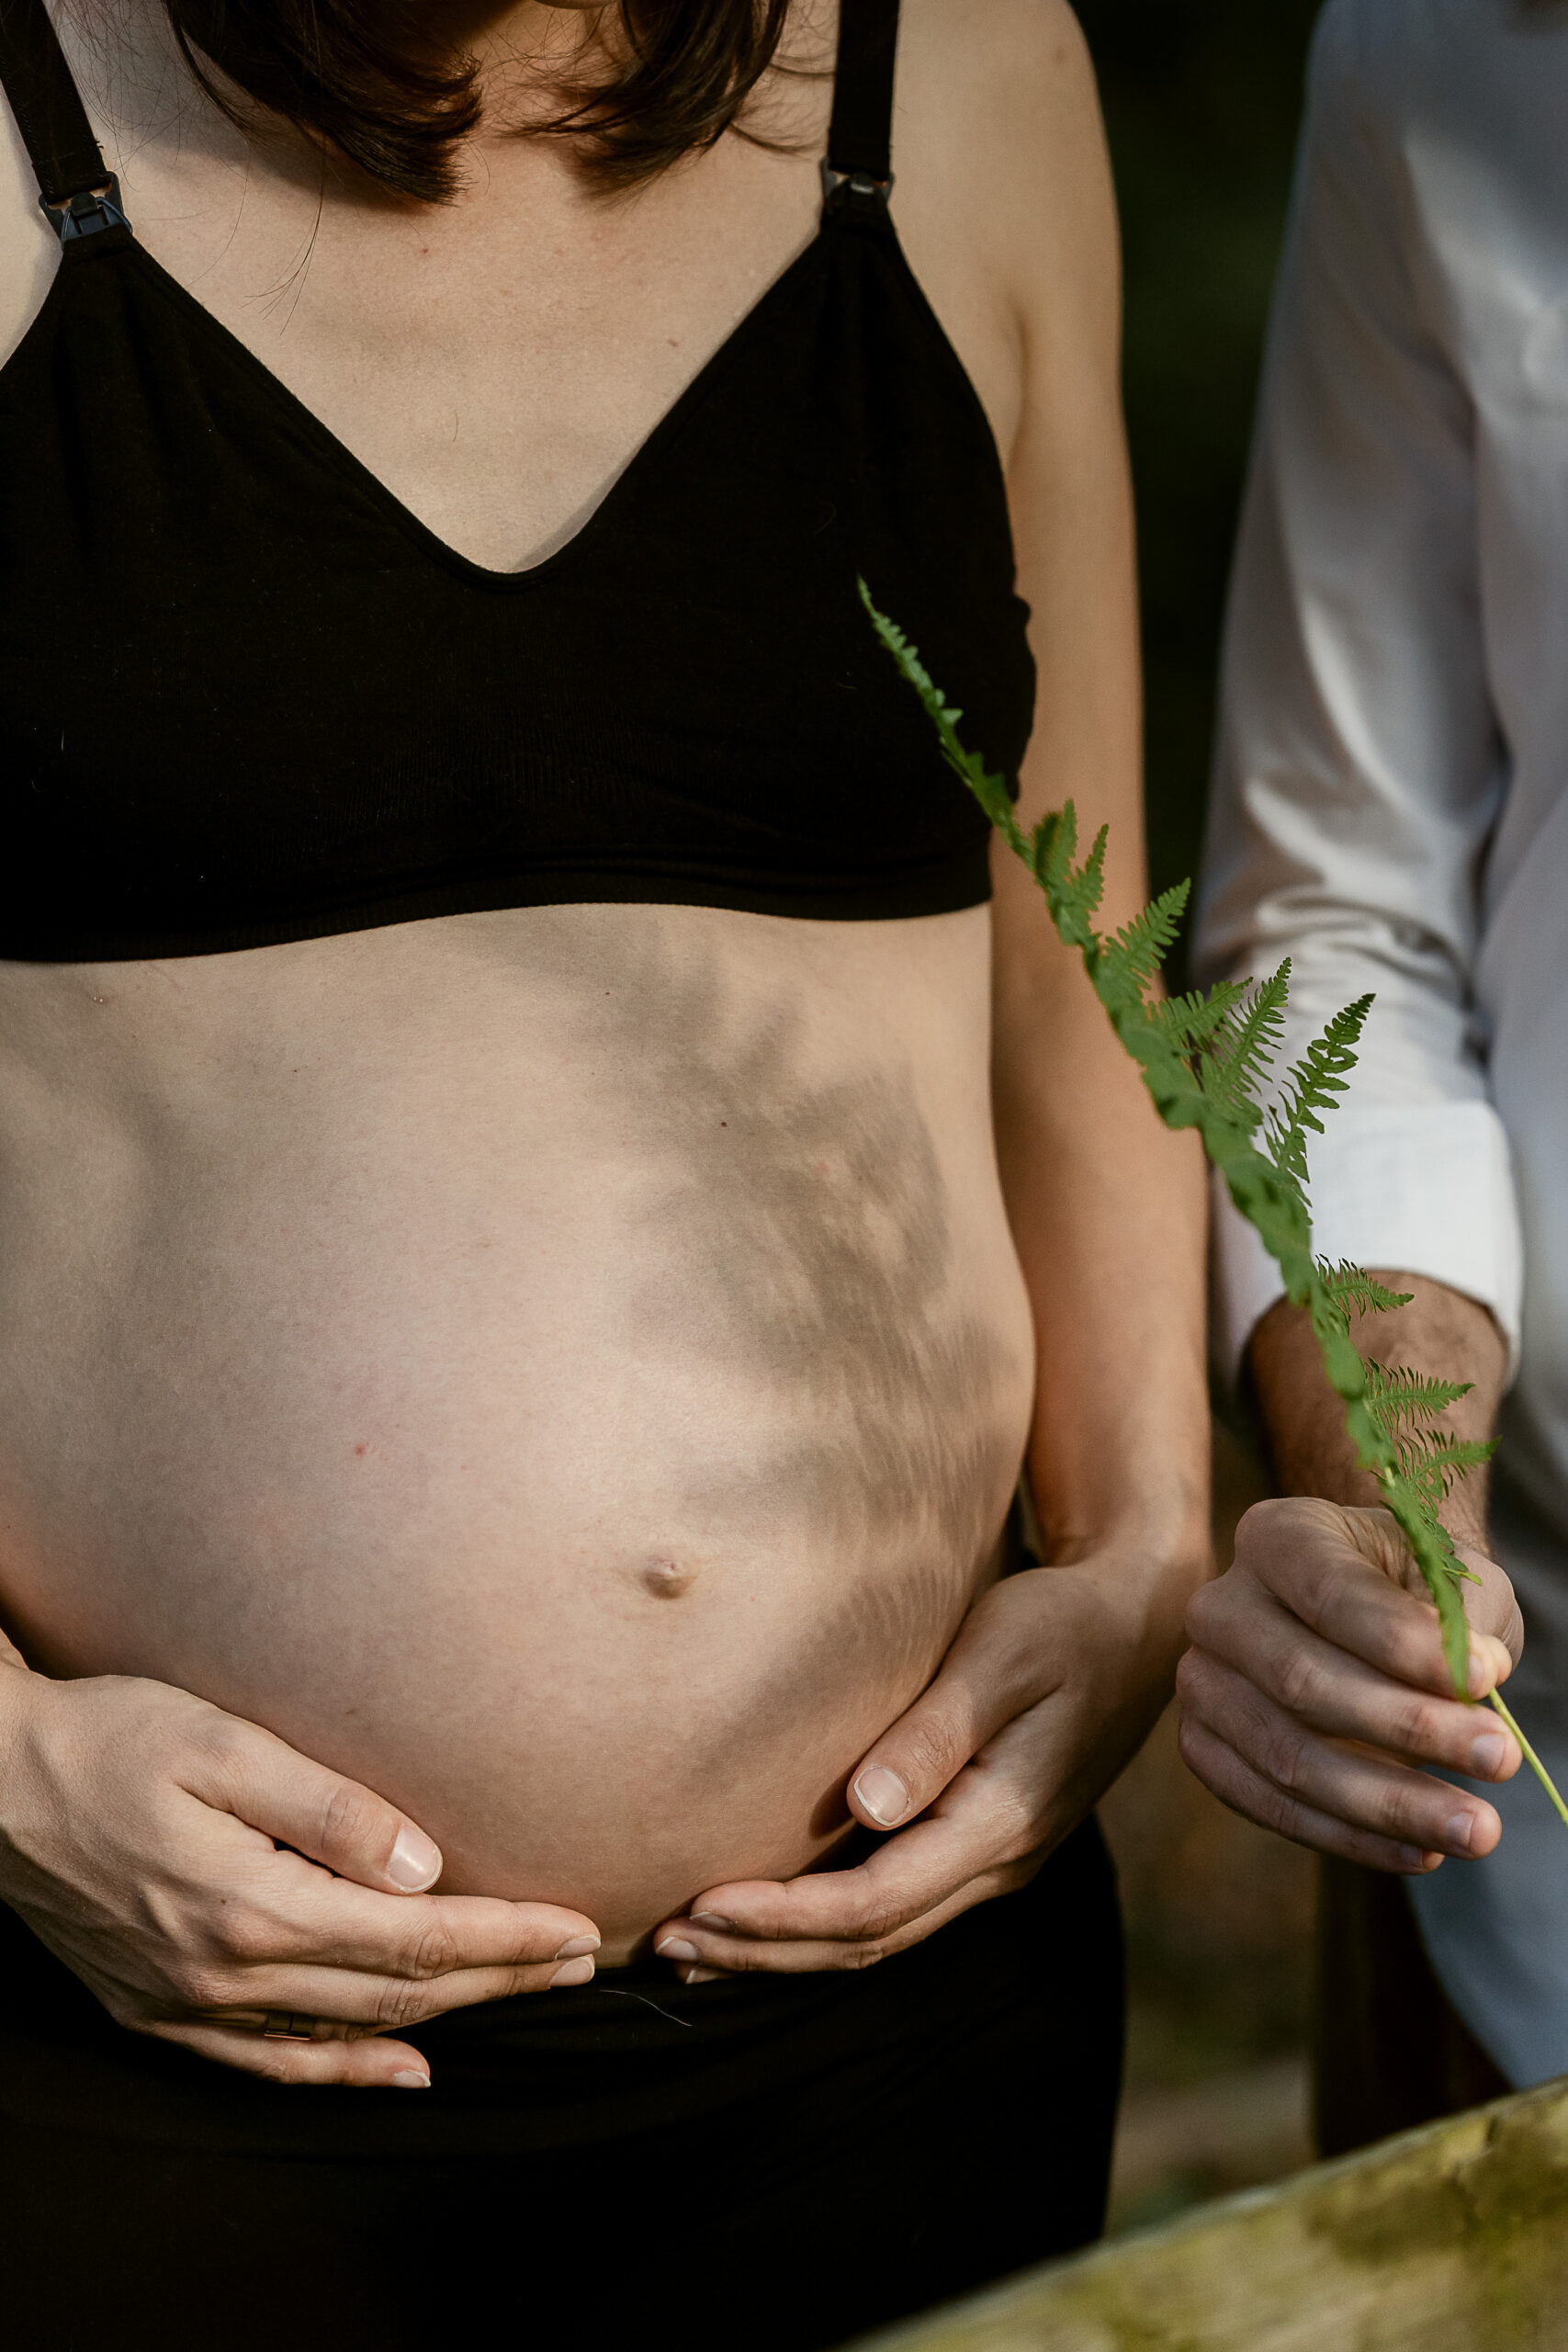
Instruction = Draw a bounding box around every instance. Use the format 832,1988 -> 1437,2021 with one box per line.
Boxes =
1179,1273 -> 1525,1878
0,0 -> 1207,2077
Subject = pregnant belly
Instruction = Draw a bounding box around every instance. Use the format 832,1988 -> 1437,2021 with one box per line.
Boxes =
0,912 -> 1033,1960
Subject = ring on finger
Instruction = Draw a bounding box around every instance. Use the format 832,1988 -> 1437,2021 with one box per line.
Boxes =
264,2010 -> 321,2041
215,2008 -> 339,2041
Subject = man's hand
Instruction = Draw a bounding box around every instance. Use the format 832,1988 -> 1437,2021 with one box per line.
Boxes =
652,1539 -> 1198,1978
1178,1269 -> 1522,1872
1179,1498 -> 1523,1871
0,1666 -> 601,2084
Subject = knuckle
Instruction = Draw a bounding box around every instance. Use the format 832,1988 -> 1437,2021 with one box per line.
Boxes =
898,1714 -> 962,1792
251,2047 -> 313,2085
992,1787 -> 1043,1864
166,1962 -> 232,2012
1388,1691 -> 1442,1754
375,1975 -> 435,2031
211,1908 -> 280,1967
1184,1581 -> 1223,1644
1274,1646 -> 1323,1719
1175,1713 -> 1209,1775
850,1898 -> 900,1944
1232,1500 -> 1280,1560
1174,1646 -> 1213,1712
401,1914 -> 462,1983
189,1713 -> 251,1781
318,1780 -> 387,1863
1257,1718 -> 1310,1795
1252,1781 -> 1299,1839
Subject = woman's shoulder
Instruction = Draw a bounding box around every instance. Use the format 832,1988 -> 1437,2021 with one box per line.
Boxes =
892,0 -> 1118,462
896,0 -> 1099,184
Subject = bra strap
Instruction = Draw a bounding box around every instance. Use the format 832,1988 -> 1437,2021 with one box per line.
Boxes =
0,0 -> 130,240
823,0 -> 898,212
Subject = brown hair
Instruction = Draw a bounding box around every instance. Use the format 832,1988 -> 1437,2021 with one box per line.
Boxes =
160,0 -> 799,203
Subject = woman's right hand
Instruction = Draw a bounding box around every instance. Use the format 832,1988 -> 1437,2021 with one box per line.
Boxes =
0,1661 -> 600,2086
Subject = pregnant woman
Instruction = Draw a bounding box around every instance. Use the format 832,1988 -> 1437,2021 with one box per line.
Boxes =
0,0 -> 1207,2342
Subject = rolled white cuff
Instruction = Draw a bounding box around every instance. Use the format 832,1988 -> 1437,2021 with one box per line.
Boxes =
1211,1099 -> 1524,1385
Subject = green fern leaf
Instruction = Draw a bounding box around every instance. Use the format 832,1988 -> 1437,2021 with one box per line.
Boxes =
1318,1263 -> 1414,1320
1264,999 -> 1372,1194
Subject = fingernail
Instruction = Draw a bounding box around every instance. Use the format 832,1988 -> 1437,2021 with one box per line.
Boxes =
390,2069 -> 430,2089
690,1912 -> 734,1931
1470,1732 -> 1507,1776
387,1826 -> 441,1892
683,1966 -> 724,1984
1396,1844 -> 1432,1871
853,1766 -> 909,1826
1468,1641 -> 1508,1698
554,1935 -> 600,1960
1445,1811 -> 1475,1854
655,1937 -> 700,1962
549,1956 -> 595,1988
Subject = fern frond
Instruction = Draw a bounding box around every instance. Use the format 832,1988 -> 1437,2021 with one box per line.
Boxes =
1199,967 -> 1291,1124
1027,805 -> 1108,947
1103,884 -> 1190,999
1379,1483 -> 1481,1688
1153,979 -> 1253,1056
1259,997 -> 1372,1185
1319,1263 -> 1414,1320
869,603 -> 1540,1725
858,581 -> 1021,842
1392,1430 -> 1497,1498
1363,1361 -> 1475,1428
1264,997 -> 1372,1193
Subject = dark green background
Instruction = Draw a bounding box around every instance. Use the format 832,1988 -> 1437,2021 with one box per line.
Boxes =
1077,0 -> 1326,944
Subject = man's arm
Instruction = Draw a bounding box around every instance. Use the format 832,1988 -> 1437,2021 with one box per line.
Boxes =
1252,1272 -> 1506,1552
1178,5 -> 1529,1872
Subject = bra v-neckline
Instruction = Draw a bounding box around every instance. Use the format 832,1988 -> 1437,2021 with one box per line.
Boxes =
95,220 -> 842,593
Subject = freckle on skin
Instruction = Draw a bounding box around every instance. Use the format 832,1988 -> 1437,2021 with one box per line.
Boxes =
639,1556 -> 696,1600
354,1443 -> 368,1456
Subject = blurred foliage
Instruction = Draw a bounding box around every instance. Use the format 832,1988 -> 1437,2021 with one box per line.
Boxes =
1077,0 -> 1326,958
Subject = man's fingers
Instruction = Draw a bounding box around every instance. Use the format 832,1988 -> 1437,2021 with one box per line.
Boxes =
1210,1502 -> 1514,1702
1179,1650 -> 1503,1859
1454,1542 -> 1526,1664
1176,1714 -> 1447,1875
1180,1604 -> 1521,1782
176,1714 -> 446,1894
845,1577 -> 1055,1831
144,2015 -> 436,2088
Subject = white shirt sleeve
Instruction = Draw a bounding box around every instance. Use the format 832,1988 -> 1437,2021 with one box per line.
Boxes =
1194,0 -> 1524,1380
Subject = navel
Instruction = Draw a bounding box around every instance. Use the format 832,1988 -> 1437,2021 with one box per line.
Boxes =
638,1555 -> 696,1600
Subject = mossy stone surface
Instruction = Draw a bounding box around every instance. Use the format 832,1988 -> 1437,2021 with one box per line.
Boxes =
852,2076 -> 1568,2352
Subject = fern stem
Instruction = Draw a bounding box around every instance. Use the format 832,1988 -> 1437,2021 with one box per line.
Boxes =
1486,1689 -> 1568,1832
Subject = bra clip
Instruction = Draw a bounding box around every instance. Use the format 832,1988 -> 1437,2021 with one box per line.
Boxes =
39,175 -> 130,245
819,160 -> 894,215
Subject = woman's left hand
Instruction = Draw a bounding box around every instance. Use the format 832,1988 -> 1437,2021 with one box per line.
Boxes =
652,1544 -> 1193,1978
